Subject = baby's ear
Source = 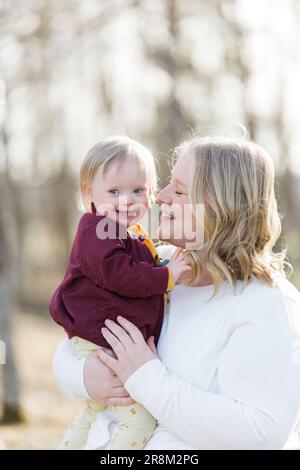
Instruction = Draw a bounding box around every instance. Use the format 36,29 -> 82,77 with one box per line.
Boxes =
82,182 -> 93,200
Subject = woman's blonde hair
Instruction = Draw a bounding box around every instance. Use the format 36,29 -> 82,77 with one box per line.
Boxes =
79,135 -> 157,211
174,136 -> 291,296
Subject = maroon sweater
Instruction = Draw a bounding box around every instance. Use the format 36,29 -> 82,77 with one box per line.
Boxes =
49,208 -> 171,349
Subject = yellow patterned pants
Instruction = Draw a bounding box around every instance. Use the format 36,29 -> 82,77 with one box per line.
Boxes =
57,337 -> 156,450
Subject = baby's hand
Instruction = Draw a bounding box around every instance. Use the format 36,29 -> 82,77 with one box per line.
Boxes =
167,250 -> 192,285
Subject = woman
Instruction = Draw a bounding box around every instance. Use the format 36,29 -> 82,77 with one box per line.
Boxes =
53,136 -> 300,450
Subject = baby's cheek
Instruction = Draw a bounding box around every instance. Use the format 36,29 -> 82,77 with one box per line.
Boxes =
142,198 -> 150,210
140,201 -> 150,218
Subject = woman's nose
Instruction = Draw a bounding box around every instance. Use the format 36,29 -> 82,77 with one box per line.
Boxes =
156,185 -> 172,205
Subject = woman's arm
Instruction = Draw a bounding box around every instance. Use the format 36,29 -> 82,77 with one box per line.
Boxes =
99,295 -> 300,450
53,339 -> 89,401
52,339 -> 134,405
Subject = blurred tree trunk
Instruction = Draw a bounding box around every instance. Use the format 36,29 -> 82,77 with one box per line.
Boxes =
215,0 -> 256,139
273,86 -> 300,281
0,206 -> 23,423
0,85 -> 23,421
145,0 -> 188,188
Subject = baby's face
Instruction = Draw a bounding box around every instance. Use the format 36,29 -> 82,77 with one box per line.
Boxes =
88,155 -> 151,228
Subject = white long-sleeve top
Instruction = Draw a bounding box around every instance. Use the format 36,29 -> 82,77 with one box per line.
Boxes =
53,246 -> 300,450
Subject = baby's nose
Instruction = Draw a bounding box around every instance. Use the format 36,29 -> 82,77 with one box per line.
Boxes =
119,195 -> 134,207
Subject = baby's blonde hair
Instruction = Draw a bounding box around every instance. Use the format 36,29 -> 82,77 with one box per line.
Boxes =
79,136 -> 157,212
175,136 -> 291,296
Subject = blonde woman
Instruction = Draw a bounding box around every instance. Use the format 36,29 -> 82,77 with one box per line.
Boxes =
53,136 -> 300,450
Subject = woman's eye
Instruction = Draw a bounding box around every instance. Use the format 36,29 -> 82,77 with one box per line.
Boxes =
109,189 -> 119,195
133,188 -> 144,194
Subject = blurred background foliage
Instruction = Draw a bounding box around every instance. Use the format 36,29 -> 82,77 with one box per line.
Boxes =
0,0 -> 300,449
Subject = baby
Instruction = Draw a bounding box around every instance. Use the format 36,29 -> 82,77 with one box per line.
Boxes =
49,136 -> 190,450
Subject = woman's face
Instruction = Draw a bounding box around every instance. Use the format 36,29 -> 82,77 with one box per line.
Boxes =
156,152 -> 205,249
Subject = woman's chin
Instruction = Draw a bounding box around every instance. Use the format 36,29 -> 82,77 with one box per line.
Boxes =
157,223 -> 191,248
157,225 -> 168,242
157,222 -> 175,244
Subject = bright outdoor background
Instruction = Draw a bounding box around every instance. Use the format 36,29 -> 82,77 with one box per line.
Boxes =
1,0 -> 300,449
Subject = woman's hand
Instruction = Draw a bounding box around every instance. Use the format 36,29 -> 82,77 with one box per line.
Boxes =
83,349 -> 135,405
97,316 -> 159,384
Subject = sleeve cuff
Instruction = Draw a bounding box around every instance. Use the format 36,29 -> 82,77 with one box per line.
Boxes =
124,358 -> 166,404
167,268 -> 174,292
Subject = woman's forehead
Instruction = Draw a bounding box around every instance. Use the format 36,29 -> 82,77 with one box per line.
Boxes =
172,153 -> 193,186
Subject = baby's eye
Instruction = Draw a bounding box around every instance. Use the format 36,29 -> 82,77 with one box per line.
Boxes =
133,187 -> 145,194
108,189 -> 119,195
175,190 -> 183,195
